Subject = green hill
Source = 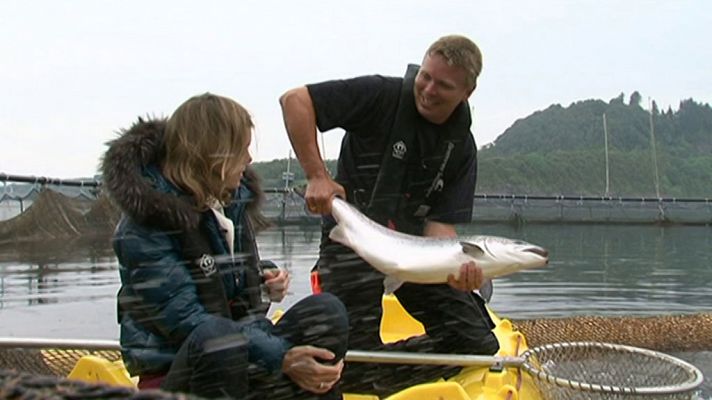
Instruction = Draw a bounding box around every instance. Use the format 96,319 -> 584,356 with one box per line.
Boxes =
477,93 -> 712,197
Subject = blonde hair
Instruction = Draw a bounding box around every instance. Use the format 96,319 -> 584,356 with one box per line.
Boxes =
163,93 -> 253,209
426,35 -> 483,90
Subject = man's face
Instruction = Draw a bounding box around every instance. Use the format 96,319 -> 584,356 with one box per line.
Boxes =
414,53 -> 474,124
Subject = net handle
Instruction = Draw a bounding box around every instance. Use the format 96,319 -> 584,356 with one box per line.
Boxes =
345,349 -> 524,368
0,337 -> 120,351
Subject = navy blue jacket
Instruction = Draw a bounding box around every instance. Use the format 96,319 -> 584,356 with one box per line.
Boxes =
102,119 -> 285,376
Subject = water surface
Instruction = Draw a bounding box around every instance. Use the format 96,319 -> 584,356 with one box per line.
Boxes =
0,223 -> 710,397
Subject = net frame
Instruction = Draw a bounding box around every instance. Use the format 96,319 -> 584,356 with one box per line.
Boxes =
520,341 -> 704,398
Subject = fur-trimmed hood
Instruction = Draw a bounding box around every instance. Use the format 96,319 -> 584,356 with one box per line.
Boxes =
101,117 -> 268,231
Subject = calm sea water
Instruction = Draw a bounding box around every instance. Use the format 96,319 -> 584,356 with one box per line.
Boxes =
0,223 -> 710,397
1,222 -> 711,334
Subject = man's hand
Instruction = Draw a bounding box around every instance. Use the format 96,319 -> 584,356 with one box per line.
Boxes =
447,261 -> 485,292
282,345 -> 344,394
263,268 -> 290,302
304,176 -> 346,215
423,222 -> 484,292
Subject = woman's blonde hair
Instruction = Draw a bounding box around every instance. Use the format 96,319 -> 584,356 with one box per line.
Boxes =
163,93 -> 253,209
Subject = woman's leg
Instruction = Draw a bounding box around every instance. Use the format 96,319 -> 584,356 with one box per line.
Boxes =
273,293 -> 349,359
161,315 -> 250,399
251,293 -> 348,400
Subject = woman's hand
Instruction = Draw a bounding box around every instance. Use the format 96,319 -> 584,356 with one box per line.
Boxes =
264,268 -> 290,302
282,345 -> 344,394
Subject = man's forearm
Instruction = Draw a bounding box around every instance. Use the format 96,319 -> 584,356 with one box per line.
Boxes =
279,87 -> 329,180
423,220 -> 458,238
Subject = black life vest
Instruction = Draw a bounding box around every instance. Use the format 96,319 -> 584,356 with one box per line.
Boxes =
366,64 -> 472,234
180,212 -> 268,320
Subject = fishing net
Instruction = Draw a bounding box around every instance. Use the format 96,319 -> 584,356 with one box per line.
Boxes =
0,342 -> 200,399
513,313 -> 712,352
0,342 -> 121,377
0,368 -> 201,399
521,341 -> 704,399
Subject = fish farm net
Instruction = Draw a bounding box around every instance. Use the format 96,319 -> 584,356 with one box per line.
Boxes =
521,342 -> 704,399
0,368 -> 202,399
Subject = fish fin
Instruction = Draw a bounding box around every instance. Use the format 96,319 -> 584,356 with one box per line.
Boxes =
460,241 -> 485,257
383,276 -> 404,294
478,279 -> 493,303
328,224 -> 348,245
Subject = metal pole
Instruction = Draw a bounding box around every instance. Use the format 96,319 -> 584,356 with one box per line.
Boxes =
648,98 -> 661,198
0,173 -> 100,187
0,337 -> 121,351
602,113 -> 610,196
280,151 -> 294,222
345,349 -> 524,368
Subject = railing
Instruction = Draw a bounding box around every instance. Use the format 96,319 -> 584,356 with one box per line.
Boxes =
3,172 -> 712,224
0,173 -> 100,188
475,193 -> 711,204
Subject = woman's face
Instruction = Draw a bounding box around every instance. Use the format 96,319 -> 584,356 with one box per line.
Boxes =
221,134 -> 252,190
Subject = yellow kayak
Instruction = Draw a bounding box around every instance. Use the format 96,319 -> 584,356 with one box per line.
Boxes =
340,295 -> 542,400
67,295 -> 542,400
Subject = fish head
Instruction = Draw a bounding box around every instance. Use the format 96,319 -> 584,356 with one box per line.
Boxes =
459,236 -> 549,277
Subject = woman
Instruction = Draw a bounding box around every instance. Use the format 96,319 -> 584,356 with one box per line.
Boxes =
101,93 -> 348,399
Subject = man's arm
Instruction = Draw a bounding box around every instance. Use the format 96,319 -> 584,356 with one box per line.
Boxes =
423,220 -> 458,238
279,87 -> 345,214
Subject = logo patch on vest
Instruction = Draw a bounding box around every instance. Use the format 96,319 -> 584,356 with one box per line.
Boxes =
198,254 -> 217,277
392,140 -> 407,160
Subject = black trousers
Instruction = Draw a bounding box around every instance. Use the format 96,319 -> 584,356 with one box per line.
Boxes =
161,293 -> 348,399
318,241 -> 499,397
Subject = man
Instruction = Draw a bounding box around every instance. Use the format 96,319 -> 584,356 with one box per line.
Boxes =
279,35 -> 497,395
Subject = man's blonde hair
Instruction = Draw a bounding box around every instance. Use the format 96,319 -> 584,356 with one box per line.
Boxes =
163,93 -> 253,209
426,35 -> 483,90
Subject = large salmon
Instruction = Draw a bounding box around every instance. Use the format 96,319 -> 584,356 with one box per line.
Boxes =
328,197 -> 549,293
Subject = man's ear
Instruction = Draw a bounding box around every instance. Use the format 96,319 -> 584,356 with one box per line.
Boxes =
462,82 -> 476,102
467,81 -> 477,97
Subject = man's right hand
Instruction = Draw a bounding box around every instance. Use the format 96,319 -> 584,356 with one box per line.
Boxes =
447,261 -> 485,292
282,345 -> 344,394
305,176 -> 346,215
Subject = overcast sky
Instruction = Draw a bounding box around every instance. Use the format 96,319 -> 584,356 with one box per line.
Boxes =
1,1 -> 710,179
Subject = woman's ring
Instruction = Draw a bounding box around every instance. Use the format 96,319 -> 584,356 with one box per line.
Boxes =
319,382 -> 326,389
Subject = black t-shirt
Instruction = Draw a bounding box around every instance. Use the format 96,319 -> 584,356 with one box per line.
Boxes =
307,74 -> 477,226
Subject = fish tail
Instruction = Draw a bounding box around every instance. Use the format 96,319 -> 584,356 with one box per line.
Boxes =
328,224 -> 349,246
383,276 -> 404,294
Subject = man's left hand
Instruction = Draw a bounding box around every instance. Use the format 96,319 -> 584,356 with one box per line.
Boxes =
447,261 -> 484,292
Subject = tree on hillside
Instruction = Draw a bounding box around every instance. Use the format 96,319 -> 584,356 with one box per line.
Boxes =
629,91 -> 642,108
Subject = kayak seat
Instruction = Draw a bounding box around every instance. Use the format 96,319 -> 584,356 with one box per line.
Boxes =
67,355 -> 136,387
379,294 -> 425,343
